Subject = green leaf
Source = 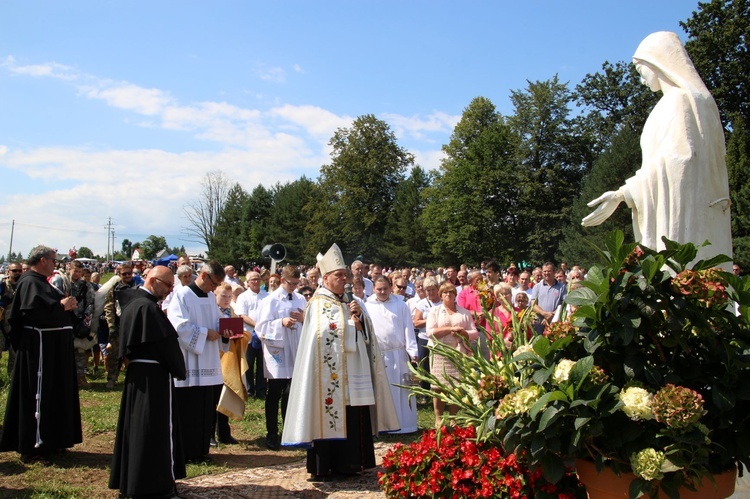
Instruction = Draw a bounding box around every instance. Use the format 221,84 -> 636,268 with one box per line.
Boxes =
532,336 -> 551,357
538,406 -> 561,431
629,477 -> 653,499
540,453 -> 565,483
571,304 -> 597,321
639,256 -> 659,281
533,368 -> 552,386
566,286 -> 598,306
530,391 -> 569,419
569,356 -> 594,388
605,230 -> 625,260
574,416 -> 591,430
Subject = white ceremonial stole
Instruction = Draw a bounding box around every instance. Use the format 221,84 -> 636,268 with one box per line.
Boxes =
344,317 -> 374,407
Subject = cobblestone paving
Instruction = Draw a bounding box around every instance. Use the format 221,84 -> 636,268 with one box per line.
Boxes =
177,442 -> 393,498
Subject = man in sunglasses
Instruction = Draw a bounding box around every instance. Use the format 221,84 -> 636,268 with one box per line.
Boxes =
103,262 -> 140,389
109,264 -> 187,498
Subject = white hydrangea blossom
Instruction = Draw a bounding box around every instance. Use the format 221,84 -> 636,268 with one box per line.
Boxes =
619,387 -> 654,421
552,359 -> 576,384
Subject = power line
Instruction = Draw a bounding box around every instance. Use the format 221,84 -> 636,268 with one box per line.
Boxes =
0,220 -> 187,239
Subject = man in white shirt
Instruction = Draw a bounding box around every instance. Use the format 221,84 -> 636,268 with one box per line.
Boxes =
223,265 -> 242,286
167,260 -> 229,461
235,270 -> 268,399
255,265 -> 306,450
351,260 -> 373,298
365,276 -> 418,434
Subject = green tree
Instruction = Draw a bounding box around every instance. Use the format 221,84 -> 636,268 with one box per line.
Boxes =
682,0 -> 750,265
244,184 -> 274,263
382,165 -> 433,267
681,0 -> 749,131
77,246 -> 94,259
558,127 -> 640,266
121,239 -> 133,258
726,118 -> 750,266
310,115 -> 413,261
422,97 -> 519,265
558,61 -> 658,265
139,235 -> 168,260
573,61 -> 659,154
210,182 -> 250,267
508,76 -> 594,264
266,177 -> 316,264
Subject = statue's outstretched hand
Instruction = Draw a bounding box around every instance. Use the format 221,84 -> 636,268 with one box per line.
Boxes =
582,190 -> 625,227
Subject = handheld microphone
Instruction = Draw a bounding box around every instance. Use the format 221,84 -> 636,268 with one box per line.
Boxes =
344,283 -> 354,303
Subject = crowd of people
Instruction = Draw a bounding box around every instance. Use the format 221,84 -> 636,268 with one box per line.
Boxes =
0,244 -> 624,497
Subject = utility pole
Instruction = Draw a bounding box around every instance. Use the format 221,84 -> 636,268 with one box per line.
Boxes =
7,219 -> 14,262
104,217 -> 114,262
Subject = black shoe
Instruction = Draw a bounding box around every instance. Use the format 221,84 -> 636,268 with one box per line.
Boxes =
218,435 -> 239,445
209,437 -> 218,447
308,473 -> 332,482
265,434 -> 280,451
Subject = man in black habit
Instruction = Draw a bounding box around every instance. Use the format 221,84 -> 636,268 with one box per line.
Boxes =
0,245 -> 81,464
109,264 -> 187,498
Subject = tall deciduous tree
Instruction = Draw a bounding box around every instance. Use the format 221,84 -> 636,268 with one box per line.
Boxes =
139,235 -> 168,260
558,61 -> 657,265
76,246 -> 94,259
121,239 -> 133,258
183,170 -> 231,252
573,61 -> 659,154
422,97 -> 518,265
681,0 -> 749,131
508,76 -> 594,264
310,115 -> 413,261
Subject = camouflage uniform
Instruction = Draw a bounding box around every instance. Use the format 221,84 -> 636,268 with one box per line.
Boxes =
103,279 -> 139,386
70,278 -> 96,379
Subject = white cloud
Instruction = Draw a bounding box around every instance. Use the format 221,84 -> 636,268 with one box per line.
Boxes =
257,66 -> 286,83
413,149 -> 446,171
269,104 -> 352,140
2,56 -> 79,81
79,83 -> 173,116
293,64 -> 304,73
0,56 -> 457,256
382,111 -> 460,141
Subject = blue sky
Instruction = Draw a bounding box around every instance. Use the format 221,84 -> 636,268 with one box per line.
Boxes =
0,1 -> 701,259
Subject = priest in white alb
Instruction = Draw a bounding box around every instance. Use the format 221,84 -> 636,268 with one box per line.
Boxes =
365,275 -> 419,434
281,244 -> 399,480
167,260 -> 230,461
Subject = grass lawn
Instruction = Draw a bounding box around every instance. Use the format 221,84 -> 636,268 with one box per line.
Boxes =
0,351 -> 435,498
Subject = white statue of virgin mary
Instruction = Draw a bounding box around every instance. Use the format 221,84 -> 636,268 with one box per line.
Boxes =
582,31 -> 732,268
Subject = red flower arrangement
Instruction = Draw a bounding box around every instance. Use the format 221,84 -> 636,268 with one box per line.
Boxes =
378,425 -> 584,498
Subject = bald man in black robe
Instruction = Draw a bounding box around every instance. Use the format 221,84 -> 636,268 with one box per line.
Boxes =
109,265 -> 187,498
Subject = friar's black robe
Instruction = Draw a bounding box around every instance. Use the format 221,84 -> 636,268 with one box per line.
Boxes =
0,270 -> 82,457
109,287 -> 187,498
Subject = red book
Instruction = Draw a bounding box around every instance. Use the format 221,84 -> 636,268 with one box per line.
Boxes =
219,317 -> 245,339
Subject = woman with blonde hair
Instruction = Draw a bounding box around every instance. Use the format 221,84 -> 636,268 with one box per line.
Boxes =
426,281 -> 477,427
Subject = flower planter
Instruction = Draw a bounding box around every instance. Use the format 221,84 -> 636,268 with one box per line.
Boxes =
576,459 -> 736,499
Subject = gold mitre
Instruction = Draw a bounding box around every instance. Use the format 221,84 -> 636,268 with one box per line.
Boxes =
317,243 -> 346,275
